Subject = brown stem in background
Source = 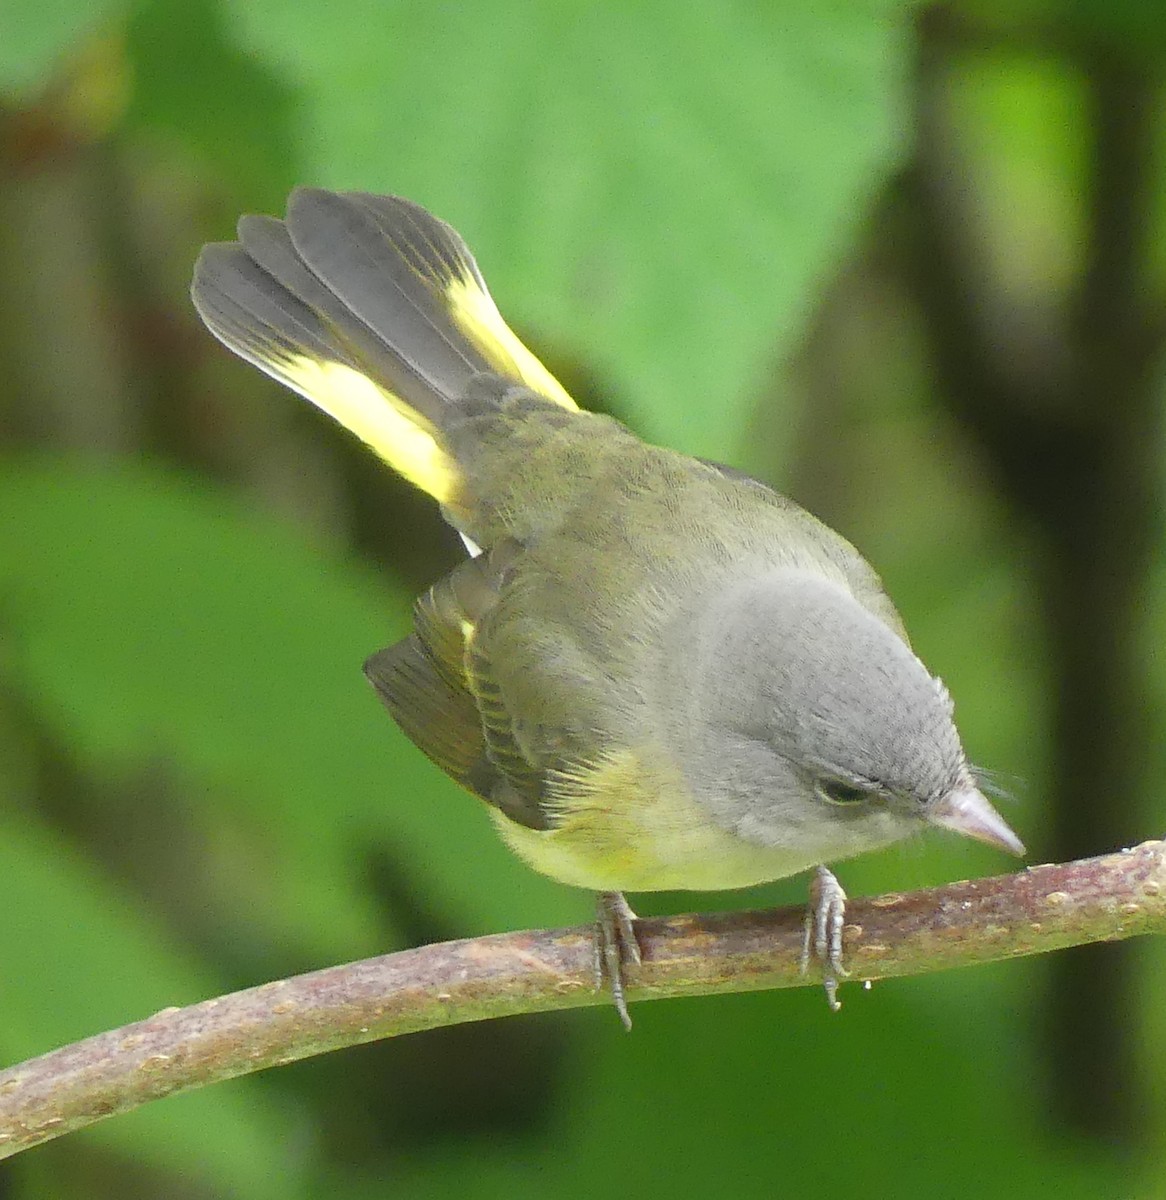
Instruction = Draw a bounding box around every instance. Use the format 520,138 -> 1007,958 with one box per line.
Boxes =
900,5 -> 1164,1143
1,842 -> 1164,1162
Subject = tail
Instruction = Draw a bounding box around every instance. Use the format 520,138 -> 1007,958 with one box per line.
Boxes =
191,189 -> 576,504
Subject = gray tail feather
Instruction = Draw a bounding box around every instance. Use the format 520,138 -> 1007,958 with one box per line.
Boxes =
191,189 -> 502,431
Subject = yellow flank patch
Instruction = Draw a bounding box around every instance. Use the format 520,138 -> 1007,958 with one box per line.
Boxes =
445,277 -> 577,411
280,355 -> 458,502
492,745 -> 821,893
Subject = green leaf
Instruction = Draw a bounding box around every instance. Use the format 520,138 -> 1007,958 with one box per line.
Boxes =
202,0 -> 918,460
0,0 -> 124,95
124,0 -> 300,206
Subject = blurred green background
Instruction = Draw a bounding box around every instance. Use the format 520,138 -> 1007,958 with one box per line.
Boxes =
2,0 -> 1165,1196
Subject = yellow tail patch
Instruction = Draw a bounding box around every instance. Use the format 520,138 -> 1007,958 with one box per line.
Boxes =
279,356 -> 458,503
445,276 -> 577,412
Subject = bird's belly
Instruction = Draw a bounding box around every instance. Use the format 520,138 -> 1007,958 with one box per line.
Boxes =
487,746 -> 819,893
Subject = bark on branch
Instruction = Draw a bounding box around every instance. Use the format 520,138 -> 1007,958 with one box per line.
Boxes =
1,840 -> 1163,1160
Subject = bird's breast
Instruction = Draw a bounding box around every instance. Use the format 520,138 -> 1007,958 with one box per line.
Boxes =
489,743 -> 824,892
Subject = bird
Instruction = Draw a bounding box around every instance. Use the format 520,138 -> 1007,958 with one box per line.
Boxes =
191,188 -> 1025,1028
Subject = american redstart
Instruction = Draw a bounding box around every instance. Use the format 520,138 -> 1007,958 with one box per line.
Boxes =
192,190 -> 1024,1026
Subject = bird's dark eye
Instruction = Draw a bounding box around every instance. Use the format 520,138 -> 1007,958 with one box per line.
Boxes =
818,779 -> 871,806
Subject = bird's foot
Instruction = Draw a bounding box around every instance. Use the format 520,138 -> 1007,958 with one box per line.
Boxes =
800,865 -> 849,1012
594,890 -> 641,1031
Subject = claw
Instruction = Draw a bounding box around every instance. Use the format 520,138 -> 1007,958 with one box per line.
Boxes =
800,865 -> 849,1011
594,891 -> 641,1030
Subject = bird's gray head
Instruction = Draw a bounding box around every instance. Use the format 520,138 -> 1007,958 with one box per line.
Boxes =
679,570 -> 1022,866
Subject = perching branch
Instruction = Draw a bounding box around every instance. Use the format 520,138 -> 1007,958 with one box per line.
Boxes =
2,840 -> 1164,1160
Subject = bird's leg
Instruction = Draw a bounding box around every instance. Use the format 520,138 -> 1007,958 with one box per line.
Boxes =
800,865 -> 849,1012
594,890 -> 641,1031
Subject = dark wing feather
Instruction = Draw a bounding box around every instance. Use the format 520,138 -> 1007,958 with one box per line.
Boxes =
364,636 -> 496,797
363,542 -> 553,831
